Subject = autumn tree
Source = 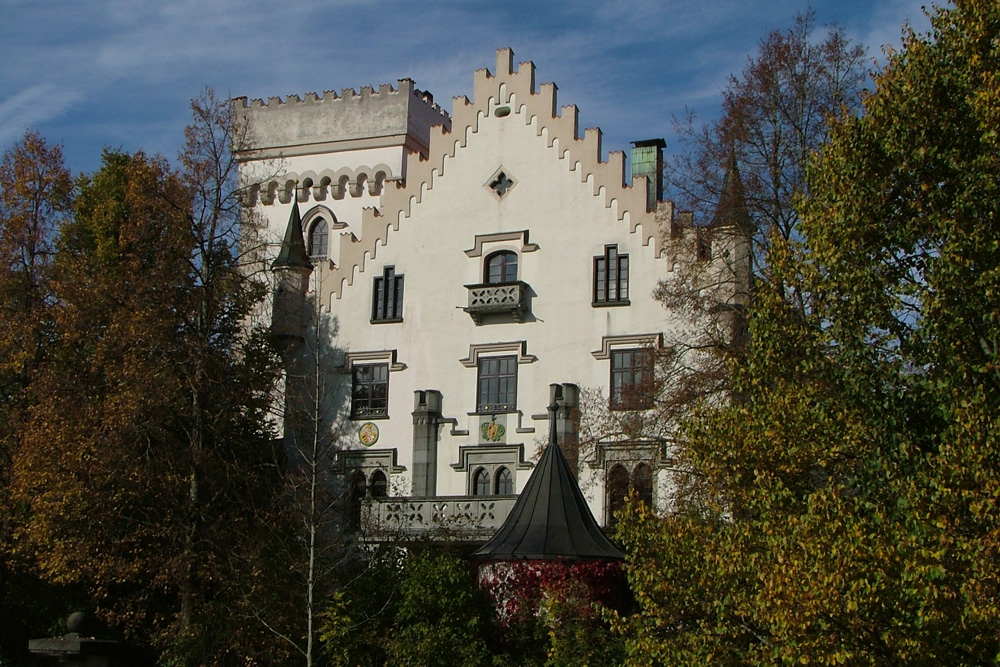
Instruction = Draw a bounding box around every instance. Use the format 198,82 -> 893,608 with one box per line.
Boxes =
666,11 -> 868,259
613,1 -> 1000,663
0,131 -> 74,662
580,15 -> 870,474
9,93 -> 285,664
656,12 -> 867,403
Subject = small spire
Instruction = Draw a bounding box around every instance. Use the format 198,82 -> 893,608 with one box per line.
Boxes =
710,151 -> 752,230
272,200 -> 312,270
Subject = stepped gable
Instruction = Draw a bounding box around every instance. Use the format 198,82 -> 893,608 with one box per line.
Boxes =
321,47 -> 657,303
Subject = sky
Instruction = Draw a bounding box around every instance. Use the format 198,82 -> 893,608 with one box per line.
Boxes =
1,0 -> 935,177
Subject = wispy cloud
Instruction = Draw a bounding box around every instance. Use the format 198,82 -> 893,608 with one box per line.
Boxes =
0,0 -> 932,173
0,84 -> 83,147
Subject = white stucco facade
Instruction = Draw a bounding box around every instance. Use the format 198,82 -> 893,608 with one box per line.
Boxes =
236,49 -> 738,536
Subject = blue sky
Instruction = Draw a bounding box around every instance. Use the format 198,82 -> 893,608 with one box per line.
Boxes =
1,0 -> 933,176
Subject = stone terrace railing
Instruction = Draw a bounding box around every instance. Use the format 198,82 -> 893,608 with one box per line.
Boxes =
361,495 -> 517,542
464,282 -> 528,323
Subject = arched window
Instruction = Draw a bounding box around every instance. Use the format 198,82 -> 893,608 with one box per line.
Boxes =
484,250 -> 517,284
495,467 -> 513,495
349,470 -> 367,529
633,463 -> 653,508
606,464 -> 630,528
473,468 -> 491,496
308,218 -> 329,259
370,469 -> 388,498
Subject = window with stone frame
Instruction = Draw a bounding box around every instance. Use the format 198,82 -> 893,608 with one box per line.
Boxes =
593,244 -> 629,305
606,462 -> 654,527
349,470 -> 367,529
606,464 -> 630,528
308,218 -> 329,259
351,363 -> 389,418
477,355 -> 517,413
610,348 -> 654,410
484,250 -> 518,284
371,266 -> 404,322
495,466 -> 513,495
473,467 -> 491,496
370,469 -> 388,498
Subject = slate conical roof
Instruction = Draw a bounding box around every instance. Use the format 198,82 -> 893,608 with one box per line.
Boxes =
472,404 -> 624,561
271,200 -> 313,270
709,151 -> 752,230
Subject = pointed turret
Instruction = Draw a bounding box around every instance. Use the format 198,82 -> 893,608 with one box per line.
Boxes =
472,386 -> 624,561
270,201 -> 313,349
709,151 -> 752,230
272,199 -> 313,270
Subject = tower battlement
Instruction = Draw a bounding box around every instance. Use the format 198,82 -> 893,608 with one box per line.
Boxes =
233,78 -> 451,160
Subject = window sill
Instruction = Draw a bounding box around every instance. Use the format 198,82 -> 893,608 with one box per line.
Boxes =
592,299 -> 630,308
350,413 -> 390,421
370,317 -> 403,324
608,404 -> 653,412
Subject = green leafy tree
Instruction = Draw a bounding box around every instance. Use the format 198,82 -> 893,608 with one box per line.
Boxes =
612,14 -> 869,457
614,1 -> 1000,663
320,550 -> 491,667
387,551 -> 491,667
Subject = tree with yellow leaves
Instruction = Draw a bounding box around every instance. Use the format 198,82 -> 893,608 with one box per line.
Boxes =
614,1 -> 1000,663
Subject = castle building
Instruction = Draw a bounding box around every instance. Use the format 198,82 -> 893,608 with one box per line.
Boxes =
234,48 -> 745,541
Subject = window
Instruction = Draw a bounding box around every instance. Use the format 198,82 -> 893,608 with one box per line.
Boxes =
473,468 -> 491,496
454,444 -> 526,497
606,464 -> 630,528
633,463 -> 653,507
370,469 -> 388,498
495,467 -> 513,495
372,266 -> 404,322
489,171 -> 515,198
351,363 -> 389,418
485,250 -> 518,284
349,470 -> 367,529
606,462 -> 653,527
308,219 -> 329,258
594,245 -> 629,305
477,356 -> 517,413
610,349 -> 653,410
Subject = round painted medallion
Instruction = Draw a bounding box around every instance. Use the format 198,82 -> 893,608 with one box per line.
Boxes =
359,422 -> 379,447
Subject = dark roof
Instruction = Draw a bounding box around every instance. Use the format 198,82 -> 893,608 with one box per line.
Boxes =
271,200 -> 312,270
472,405 -> 624,561
709,151 -> 752,230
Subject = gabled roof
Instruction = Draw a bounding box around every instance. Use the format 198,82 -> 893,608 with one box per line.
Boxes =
472,404 -> 624,561
271,200 -> 312,270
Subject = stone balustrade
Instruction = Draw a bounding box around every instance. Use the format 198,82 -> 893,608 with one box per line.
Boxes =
464,282 -> 527,323
361,495 -> 517,541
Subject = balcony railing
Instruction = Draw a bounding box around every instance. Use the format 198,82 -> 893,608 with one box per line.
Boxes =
360,495 -> 517,541
464,281 -> 528,323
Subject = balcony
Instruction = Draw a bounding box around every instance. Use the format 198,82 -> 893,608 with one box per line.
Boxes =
464,281 -> 528,324
360,495 -> 517,542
